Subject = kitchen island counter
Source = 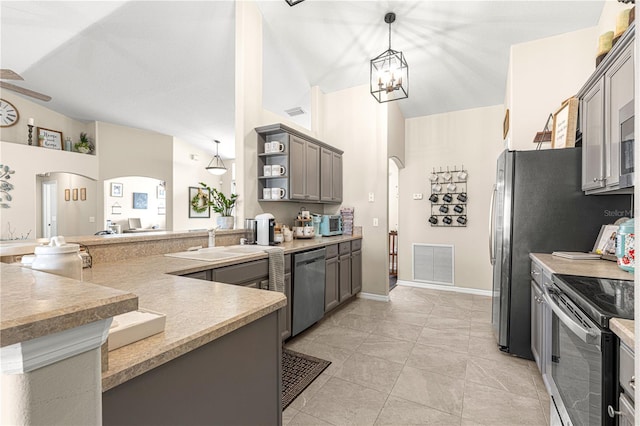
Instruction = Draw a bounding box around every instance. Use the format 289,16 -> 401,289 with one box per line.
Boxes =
95,234 -> 361,391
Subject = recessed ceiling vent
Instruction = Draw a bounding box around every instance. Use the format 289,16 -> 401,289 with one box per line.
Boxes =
285,107 -> 306,117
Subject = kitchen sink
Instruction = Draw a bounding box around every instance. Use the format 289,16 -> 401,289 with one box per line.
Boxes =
165,247 -> 248,262
222,245 -> 268,254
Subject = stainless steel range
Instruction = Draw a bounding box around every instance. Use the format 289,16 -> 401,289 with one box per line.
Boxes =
545,274 -> 634,426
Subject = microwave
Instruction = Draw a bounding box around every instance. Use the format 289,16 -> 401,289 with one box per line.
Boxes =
619,100 -> 634,188
319,215 -> 342,236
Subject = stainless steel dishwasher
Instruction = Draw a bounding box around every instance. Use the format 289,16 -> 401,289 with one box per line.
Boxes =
292,248 -> 326,337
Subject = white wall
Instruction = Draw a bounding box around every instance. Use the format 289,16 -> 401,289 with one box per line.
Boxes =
104,176 -> 166,231
36,173 -> 98,237
401,105 -> 504,291
172,137 -> 226,231
507,27 -> 597,151
0,141 -> 98,240
96,121 -> 174,230
388,159 -> 399,232
321,84 -> 390,297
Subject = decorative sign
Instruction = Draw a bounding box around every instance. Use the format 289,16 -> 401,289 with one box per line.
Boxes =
551,97 -> 578,149
36,127 -> 63,150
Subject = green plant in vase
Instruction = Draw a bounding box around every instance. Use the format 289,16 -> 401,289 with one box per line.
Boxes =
75,132 -> 93,154
198,182 -> 238,229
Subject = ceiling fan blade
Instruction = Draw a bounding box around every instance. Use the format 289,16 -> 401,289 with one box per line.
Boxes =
0,81 -> 52,102
0,69 -> 24,80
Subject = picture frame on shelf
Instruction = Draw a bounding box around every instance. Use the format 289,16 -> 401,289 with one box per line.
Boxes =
189,186 -> 210,218
133,192 -> 148,209
36,127 -> 63,150
110,182 -> 123,197
592,224 -> 619,256
551,97 -> 579,149
157,185 -> 166,199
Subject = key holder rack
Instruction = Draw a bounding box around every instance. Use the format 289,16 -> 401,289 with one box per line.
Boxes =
428,166 -> 468,227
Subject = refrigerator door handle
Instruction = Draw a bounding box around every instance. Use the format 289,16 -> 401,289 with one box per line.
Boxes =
488,184 -> 497,265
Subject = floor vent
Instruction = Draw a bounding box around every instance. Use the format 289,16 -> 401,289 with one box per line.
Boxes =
412,243 -> 454,286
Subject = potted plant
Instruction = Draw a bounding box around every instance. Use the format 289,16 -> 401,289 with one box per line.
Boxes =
75,132 -> 93,154
199,182 -> 238,229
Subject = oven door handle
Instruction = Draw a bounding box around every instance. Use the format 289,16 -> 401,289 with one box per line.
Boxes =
543,293 -> 600,346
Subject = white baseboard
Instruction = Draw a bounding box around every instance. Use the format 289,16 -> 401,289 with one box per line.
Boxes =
396,280 -> 492,297
357,292 -> 390,302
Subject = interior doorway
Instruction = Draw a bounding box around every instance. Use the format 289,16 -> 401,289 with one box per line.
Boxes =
42,180 -> 58,239
388,158 -> 399,290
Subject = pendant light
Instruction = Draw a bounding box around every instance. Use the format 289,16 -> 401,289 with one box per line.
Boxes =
206,140 -> 227,175
370,12 -> 408,103
285,0 -> 305,5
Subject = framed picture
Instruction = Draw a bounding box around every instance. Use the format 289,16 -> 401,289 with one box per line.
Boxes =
592,224 -> 619,256
157,185 -> 166,199
64,189 -> 70,201
110,182 -> 123,197
36,127 -> 63,150
133,192 -> 148,209
189,186 -> 210,218
551,97 -> 579,149
80,187 -> 86,201
502,109 -> 510,139
72,188 -> 78,201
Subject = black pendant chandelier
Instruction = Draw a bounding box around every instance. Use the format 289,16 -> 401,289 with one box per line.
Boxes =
370,12 -> 408,103
205,140 -> 227,175
285,0 -> 305,6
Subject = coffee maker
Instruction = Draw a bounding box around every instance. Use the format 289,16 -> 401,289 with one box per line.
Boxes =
255,213 -> 275,246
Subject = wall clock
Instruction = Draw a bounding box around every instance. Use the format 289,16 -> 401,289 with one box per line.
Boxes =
0,99 -> 19,127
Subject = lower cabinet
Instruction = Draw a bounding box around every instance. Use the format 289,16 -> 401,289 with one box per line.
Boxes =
325,251 -> 339,313
208,257 -> 293,341
351,249 -> 362,294
339,253 -> 352,302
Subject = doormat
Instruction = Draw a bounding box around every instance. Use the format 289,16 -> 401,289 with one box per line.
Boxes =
282,348 -> 331,409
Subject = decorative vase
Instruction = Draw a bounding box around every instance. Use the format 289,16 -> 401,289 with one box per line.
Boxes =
77,146 -> 90,154
216,216 -> 234,230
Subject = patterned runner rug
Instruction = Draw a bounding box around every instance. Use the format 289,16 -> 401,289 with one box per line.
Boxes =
282,348 -> 331,409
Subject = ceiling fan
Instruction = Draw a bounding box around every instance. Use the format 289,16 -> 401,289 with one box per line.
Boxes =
0,69 -> 51,102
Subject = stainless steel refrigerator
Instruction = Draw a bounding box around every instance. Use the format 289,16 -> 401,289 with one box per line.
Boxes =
489,148 -> 631,359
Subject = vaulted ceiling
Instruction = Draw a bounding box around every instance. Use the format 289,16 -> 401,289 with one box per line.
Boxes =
1,1 -> 604,159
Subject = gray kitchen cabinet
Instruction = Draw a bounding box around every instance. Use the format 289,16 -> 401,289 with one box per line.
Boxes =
289,135 -> 320,201
324,244 -> 339,313
351,247 -> 362,295
529,259 -> 551,393
256,124 -> 343,204
612,341 -> 636,426
181,270 -> 211,281
579,24 -> 635,194
338,242 -> 352,302
320,147 -> 343,203
279,272 -> 292,340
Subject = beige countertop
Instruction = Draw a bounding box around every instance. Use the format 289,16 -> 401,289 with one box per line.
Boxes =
2,234 -> 360,391
0,264 -> 138,347
530,253 -> 633,280
610,318 -> 634,349
530,253 -> 634,346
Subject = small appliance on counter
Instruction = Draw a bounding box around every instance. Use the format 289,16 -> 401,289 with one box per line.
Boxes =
616,218 -> 634,273
255,213 -> 275,246
29,236 -> 83,280
244,219 -> 257,244
319,214 -> 343,236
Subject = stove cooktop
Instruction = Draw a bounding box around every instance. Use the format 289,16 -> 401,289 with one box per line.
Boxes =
552,274 -> 634,328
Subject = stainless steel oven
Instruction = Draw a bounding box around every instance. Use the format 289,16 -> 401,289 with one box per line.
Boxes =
544,285 -> 615,425
544,275 -> 634,426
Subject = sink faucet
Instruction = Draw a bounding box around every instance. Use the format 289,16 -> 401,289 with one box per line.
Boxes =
208,227 -> 218,247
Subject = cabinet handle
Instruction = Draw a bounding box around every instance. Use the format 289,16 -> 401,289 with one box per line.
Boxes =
593,177 -> 605,182
608,405 -> 623,418
531,270 -> 540,276
630,376 -> 635,391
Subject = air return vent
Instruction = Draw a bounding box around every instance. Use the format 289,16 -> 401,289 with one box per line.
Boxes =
412,243 -> 454,286
285,107 -> 305,117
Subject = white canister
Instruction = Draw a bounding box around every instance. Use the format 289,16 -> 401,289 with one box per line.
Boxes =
32,236 -> 83,280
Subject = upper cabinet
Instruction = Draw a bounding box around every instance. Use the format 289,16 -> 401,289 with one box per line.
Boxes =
579,23 -> 635,194
256,124 -> 343,203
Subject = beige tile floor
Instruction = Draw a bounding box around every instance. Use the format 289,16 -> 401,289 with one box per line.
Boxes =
283,285 -> 550,426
